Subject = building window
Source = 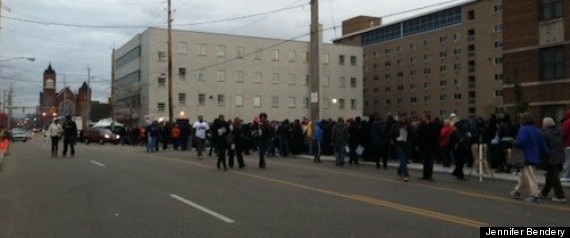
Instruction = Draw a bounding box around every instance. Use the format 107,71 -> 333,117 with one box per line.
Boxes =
198,69 -> 207,81
303,52 -> 310,63
440,65 -> 447,74
339,55 -> 346,66
440,80 -> 447,87
493,4 -> 503,13
157,103 -> 166,112
439,35 -> 447,44
495,90 -> 503,97
288,74 -> 296,85
271,49 -> 279,61
271,96 -> 279,108
338,77 -> 346,88
217,46 -> 226,58
217,70 -> 226,82
494,57 -> 503,65
323,76 -> 330,87
272,73 -> 280,84
177,43 -> 187,55
158,75 -> 166,87
254,49 -> 262,60
254,72 -> 262,84
253,96 -> 261,107
411,97 -> 417,103
494,24 -> 503,32
454,48 -> 461,57
494,41 -> 503,48
424,96 -> 431,102
385,99 -> 391,105
351,99 -> 357,110
542,0 -> 563,20
350,56 -> 357,66
178,67 -> 186,80
177,93 -> 187,106
235,95 -> 244,107
288,51 -> 296,62
232,47 -> 243,59
198,44 -> 207,56
541,46 -> 565,81
303,97 -> 309,109
338,99 -> 345,109
323,98 -> 330,109
440,94 -> 447,102
467,10 -> 475,20
288,97 -> 296,108
304,75 -> 309,85
217,94 -> 225,107
236,71 -> 244,83
158,51 -> 166,61
198,94 -> 206,106
495,73 -> 503,81
323,54 -> 330,65
453,33 -> 461,42
350,77 -> 357,88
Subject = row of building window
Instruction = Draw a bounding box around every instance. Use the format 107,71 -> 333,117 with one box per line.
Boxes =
158,47 -> 358,67
157,71 -> 359,88
157,95 -> 358,110
374,90 -> 502,106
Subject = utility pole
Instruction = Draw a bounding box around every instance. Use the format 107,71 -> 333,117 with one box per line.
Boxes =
310,0 -> 321,123
7,84 -> 13,129
167,0 -> 174,125
87,66 -> 91,124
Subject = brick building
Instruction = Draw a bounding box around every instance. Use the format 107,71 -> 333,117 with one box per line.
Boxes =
502,0 -> 570,121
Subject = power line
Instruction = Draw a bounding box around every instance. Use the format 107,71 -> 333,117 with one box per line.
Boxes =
0,3 -> 308,29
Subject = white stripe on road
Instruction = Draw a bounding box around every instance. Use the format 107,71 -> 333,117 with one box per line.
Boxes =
90,160 -> 106,167
170,194 -> 235,224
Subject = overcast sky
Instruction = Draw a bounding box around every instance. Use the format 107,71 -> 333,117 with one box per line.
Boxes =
0,0 -> 469,113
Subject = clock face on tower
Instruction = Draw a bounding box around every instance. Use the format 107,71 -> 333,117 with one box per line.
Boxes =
45,77 -> 55,89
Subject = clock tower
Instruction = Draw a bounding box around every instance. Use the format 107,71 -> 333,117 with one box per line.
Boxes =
40,64 -> 57,115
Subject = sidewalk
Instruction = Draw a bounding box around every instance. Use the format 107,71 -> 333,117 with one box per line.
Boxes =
296,154 -> 570,188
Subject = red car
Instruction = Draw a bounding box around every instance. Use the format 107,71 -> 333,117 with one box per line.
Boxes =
83,128 -> 120,145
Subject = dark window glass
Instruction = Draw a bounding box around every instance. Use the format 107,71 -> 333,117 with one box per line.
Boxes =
540,46 -> 565,81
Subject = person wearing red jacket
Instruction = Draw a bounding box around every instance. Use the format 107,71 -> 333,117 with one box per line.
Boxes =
561,109 -> 570,182
440,119 -> 454,168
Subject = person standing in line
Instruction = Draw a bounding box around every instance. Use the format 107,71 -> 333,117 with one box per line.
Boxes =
0,126 -> 11,159
48,118 -> 63,157
192,115 -> 209,160
229,117 -> 245,169
540,117 -> 567,202
214,115 -> 230,171
146,120 -> 160,153
510,113 -> 549,203
449,120 -> 470,181
331,117 -> 348,167
391,115 -> 411,182
417,113 -> 438,181
347,116 -> 362,165
440,119 -> 454,168
276,119 -> 291,157
257,113 -> 271,169
62,115 -> 78,157
561,109 -> 570,182
312,120 -> 323,163
171,124 -> 181,150
370,115 -> 387,169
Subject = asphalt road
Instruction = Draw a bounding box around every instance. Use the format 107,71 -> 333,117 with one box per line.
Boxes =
1,138 -> 569,238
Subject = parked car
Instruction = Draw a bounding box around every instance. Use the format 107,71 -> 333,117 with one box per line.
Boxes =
83,127 -> 120,145
9,128 -> 28,142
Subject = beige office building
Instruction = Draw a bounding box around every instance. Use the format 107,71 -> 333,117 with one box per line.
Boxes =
335,0 -> 504,118
112,27 -> 363,125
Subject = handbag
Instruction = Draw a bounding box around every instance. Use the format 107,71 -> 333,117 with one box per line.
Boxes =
506,148 -> 525,168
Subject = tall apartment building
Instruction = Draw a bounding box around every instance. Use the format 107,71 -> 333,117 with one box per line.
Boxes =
503,0 -> 570,121
335,0 -> 504,118
112,27 -> 363,126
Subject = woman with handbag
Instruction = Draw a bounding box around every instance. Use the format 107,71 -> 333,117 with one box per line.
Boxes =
510,113 -> 549,203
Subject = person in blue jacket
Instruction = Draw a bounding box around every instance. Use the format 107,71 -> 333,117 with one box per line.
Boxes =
510,113 -> 549,203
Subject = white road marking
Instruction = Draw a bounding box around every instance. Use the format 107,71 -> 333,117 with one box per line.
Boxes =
90,160 -> 106,167
170,194 -> 235,223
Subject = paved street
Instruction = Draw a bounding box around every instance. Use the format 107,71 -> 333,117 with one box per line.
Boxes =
1,137 -> 569,238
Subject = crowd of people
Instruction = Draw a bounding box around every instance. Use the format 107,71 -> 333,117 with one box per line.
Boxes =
112,110 -> 570,204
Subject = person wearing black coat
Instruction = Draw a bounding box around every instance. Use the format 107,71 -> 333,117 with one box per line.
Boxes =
62,115 -> 78,157
540,117 -> 567,202
450,120 -> 470,180
228,117 -> 246,169
416,113 -> 439,181
348,116 -> 362,164
213,115 -> 230,171
370,115 -> 387,169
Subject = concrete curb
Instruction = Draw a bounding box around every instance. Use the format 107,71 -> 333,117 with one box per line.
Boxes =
295,154 -> 570,188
